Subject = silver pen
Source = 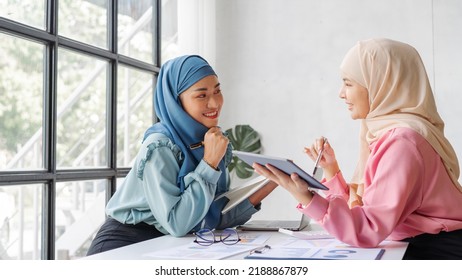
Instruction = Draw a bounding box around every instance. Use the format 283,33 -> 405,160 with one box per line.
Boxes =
312,137 -> 327,176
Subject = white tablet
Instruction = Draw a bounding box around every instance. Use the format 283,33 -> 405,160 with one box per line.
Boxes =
232,151 -> 329,190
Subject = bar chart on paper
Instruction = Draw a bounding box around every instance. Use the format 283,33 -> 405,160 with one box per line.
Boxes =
245,246 -> 385,260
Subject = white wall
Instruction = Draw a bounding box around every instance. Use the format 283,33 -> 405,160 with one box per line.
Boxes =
212,0 -> 462,220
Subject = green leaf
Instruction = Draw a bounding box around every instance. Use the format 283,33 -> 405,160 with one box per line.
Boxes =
226,125 -> 262,179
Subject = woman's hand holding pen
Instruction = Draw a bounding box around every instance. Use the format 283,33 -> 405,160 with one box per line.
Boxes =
304,137 -> 340,181
203,126 -> 228,169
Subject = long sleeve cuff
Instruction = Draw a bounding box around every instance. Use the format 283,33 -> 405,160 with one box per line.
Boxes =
296,192 -> 329,222
196,159 -> 222,184
322,171 -> 349,198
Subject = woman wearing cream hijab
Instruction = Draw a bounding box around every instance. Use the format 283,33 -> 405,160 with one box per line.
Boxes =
254,38 -> 462,259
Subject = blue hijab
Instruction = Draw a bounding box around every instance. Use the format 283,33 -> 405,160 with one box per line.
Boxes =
143,55 -> 231,230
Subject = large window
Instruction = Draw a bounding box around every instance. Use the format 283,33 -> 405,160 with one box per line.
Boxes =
0,0 -> 160,260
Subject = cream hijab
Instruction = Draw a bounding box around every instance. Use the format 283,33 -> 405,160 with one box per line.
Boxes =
340,38 -> 461,203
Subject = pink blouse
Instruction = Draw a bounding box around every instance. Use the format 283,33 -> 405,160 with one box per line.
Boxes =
300,127 -> 462,247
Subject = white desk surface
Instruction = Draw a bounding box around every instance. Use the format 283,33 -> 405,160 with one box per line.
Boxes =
83,227 -> 408,260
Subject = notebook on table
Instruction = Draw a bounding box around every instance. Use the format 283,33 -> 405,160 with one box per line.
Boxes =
237,214 -> 310,231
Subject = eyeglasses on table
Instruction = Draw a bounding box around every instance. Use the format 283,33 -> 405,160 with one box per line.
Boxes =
193,228 -> 241,246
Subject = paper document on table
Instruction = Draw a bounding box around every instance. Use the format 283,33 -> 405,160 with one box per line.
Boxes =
143,242 -> 258,260
238,232 -> 271,245
245,246 -> 385,260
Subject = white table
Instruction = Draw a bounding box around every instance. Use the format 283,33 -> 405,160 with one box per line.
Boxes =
83,229 -> 408,260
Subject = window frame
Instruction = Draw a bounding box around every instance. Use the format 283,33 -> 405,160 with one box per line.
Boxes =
0,0 -> 161,259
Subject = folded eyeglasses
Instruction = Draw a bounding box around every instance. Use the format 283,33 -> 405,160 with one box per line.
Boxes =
193,228 -> 241,246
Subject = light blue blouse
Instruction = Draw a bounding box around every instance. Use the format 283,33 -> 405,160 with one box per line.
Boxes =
106,133 -> 258,236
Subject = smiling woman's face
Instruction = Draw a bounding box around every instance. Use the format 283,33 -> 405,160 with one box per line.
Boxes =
339,76 -> 370,119
179,75 -> 223,128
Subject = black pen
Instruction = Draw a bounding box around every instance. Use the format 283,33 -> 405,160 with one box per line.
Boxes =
190,126 -> 222,150
251,245 -> 271,254
312,137 -> 327,176
189,141 -> 204,150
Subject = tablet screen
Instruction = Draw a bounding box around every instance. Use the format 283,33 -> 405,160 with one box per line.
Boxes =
233,151 -> 328,190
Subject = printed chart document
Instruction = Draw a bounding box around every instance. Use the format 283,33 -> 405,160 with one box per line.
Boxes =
246,236 -> 385,260
145,242 -> 257,260
143,233 -> 270,260
215,175 -> 269,214
245,246 -> 385,260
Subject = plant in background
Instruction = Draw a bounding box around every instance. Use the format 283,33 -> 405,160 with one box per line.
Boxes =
226,124 -> 261,179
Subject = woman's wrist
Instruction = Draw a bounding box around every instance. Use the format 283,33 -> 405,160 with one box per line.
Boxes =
323,163 -> 340,180
203,158 -> 218,170
298,190 -> 315,208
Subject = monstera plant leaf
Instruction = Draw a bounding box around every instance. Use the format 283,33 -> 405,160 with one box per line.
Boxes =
226,124 -> 262,179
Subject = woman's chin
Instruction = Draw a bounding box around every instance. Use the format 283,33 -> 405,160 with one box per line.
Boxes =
202,120 -> 219,128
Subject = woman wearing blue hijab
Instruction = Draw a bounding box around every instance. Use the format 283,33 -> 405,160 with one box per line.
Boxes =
86,55 -> 277,255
